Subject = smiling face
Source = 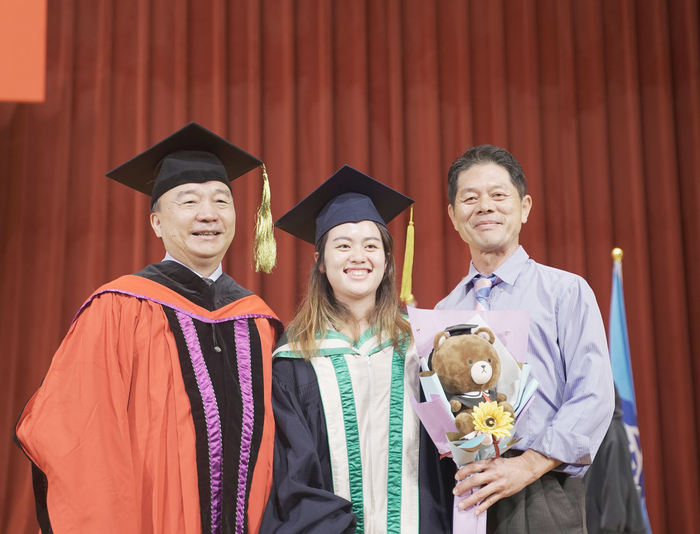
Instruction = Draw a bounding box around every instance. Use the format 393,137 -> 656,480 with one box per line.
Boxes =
150,181 -> 236,277
316,220 -> 388,311
448,163 -> 532,265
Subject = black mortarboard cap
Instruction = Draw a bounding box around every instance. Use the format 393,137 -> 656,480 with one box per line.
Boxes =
106,122 -> 263,207
426,323 -> 480,370
274,165 -> 413,244
444,324 -> 479,337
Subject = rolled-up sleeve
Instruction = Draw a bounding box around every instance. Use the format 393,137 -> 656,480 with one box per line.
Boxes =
529,278 -> 615,475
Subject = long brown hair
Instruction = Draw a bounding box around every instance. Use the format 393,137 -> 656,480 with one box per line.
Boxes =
286,222 -> 412,358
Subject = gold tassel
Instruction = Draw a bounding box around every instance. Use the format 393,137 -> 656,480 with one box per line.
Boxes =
253,164 -> 277,273
400,205 -> 415,305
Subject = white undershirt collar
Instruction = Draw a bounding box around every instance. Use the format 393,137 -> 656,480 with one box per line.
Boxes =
163,252 -> 223,281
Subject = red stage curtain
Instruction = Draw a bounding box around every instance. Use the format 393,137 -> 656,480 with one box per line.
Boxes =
1,1 -> 698,532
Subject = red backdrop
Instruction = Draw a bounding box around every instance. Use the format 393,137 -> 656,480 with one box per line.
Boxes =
2,1 -> 699,532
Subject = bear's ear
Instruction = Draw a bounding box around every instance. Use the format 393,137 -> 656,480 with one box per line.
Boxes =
433,331 -> 449,350
474,326 -> 495,344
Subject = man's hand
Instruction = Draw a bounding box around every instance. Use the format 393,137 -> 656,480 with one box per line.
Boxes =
453,450 -> 561,515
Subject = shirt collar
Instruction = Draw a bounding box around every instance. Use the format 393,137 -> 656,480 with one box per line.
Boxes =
462,245 -> 530,289
491,245 -> 529,286
163,252 -> 223,281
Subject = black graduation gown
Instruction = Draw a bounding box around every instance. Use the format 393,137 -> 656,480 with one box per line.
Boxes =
261,355 -> 455,533
584,390 -> 646,534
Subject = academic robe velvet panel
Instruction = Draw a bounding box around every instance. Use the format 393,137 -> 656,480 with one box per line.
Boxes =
15,263 -> 281,534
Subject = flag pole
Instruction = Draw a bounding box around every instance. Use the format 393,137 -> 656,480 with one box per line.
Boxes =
609,247 -> 653,534
612,247 -> 623,263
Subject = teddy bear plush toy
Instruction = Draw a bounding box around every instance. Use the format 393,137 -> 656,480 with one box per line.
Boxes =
430,324 -> 515,436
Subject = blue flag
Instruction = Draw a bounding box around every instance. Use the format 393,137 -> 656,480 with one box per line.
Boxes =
609,259 -> 652,533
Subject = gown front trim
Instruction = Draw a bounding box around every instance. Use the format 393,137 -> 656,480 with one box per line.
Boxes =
387,346 -> 406,534
234,319 -> 256,534
329,355 -> 365,531
177,311 -> 224,533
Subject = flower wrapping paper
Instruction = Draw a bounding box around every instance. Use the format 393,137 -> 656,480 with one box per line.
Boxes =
407,308 -> 538,533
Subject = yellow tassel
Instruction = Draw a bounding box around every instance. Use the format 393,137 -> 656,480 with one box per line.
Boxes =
400,205 -> 415,305
253,164 -> 277,273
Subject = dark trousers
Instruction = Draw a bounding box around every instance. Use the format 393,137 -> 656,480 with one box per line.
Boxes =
487,470 -> 587,534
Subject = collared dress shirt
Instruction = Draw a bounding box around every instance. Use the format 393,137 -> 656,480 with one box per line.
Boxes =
436,246 -> 614,476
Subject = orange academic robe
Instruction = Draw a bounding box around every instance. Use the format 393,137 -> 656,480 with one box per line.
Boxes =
15,262 -> 281,534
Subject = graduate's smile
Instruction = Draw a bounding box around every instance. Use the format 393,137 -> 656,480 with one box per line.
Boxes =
344,267 -> 372,279
319,221 -> 387,308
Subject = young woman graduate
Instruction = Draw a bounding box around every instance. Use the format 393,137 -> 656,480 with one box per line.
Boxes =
262,166 -> 454,534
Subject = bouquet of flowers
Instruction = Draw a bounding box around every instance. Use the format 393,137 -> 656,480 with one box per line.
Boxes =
407,308 -> 537,533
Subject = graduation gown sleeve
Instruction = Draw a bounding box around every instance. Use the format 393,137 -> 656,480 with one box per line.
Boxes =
262,357 -> 356,534
15,292 -> 202,534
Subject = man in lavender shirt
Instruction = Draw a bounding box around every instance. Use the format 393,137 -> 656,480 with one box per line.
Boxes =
438,145 -> 614,533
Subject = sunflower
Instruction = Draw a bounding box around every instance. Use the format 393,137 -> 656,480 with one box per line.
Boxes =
472,401 -> 514,439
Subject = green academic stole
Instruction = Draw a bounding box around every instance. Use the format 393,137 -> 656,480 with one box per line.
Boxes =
317,332 -> 408,534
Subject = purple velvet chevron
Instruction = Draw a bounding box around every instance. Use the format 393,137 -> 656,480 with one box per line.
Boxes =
177,311 -> 223,534
234,320 -> 254,534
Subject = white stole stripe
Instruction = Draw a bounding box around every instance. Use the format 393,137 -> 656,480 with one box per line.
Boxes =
310,357 -> 352,501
